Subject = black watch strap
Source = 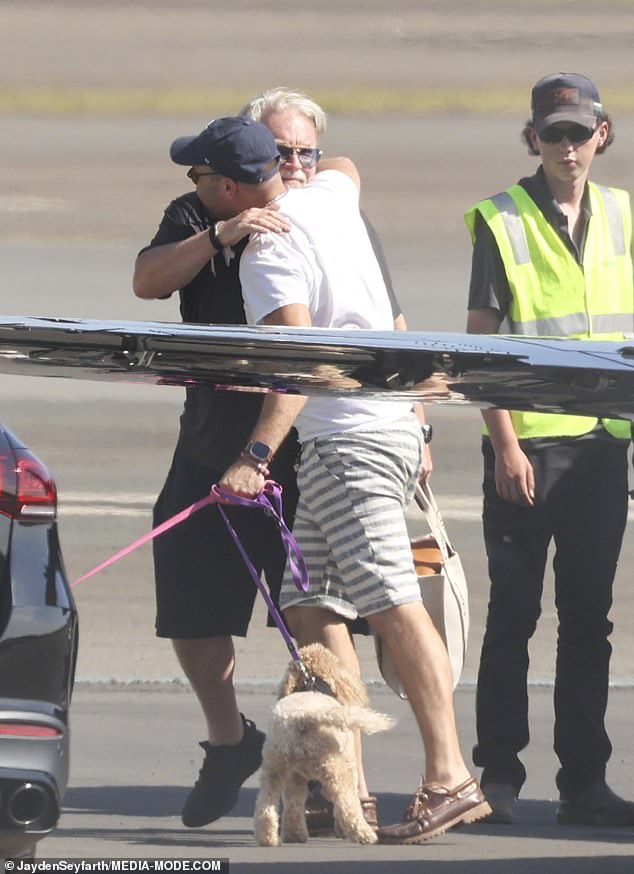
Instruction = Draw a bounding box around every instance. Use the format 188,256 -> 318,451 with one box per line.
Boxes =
208,222 -> 223,251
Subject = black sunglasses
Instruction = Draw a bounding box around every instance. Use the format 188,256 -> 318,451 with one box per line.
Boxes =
276,144 -> 323,168
538,124 -> 597,145
187,167 -> 222,184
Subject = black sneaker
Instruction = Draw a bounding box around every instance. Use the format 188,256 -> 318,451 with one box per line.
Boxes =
557,781 -> 634,826
305,781 -> 335,836
181,714 -> 265,827
481,782 -> 517,824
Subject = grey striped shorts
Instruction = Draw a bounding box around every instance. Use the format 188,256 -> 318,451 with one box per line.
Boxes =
280,413 -> 423,619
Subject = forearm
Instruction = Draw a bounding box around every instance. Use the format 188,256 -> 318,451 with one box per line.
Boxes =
249,392 -> 307,452
218,392 -> 307,497
466,306 -> 517,448
133,231 -> 214,299
481,408 -> 519,453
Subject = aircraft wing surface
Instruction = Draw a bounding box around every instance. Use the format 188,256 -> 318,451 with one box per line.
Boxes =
2,315 -> 634,420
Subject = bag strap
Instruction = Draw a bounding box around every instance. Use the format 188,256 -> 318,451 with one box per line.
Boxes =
413,482 -> 453,562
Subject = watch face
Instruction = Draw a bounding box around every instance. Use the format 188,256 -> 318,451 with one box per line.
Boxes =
249,440 -> 272,461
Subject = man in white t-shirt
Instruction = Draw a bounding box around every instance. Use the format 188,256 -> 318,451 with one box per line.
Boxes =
240,169 -> 412,441
214,116 -> 491,843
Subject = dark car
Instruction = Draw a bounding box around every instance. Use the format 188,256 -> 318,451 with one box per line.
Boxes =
0,423 -> 78,859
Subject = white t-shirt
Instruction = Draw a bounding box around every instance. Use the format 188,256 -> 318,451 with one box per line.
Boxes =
239,170 -> 412,442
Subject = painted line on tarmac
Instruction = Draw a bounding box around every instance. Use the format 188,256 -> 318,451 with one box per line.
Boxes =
57,492 -> 484,520
57,493 -> 634,521
0,194 -> 71,213
58,491 -> 156,519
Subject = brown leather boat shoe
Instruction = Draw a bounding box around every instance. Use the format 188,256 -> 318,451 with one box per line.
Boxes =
360,796 -> 379,830
377,777 -> 492,844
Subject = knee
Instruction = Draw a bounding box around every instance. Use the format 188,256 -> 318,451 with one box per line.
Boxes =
483,604 -> 539,644
283,605 -> 330,643
486,582 -> 542,637
283,606 -> 355,653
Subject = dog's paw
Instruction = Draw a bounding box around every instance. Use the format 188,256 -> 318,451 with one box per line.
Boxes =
254,824 -> 281,847
280,830 -> 309,844
255,833 -> 281,847
357,828 -> 379,845
337,821 -> 379,845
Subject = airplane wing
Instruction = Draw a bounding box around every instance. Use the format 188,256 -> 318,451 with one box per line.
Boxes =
2,315 -> 634,420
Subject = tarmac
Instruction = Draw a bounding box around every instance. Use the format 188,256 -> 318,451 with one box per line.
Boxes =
35,682 -> 634,872
4,1 -> 634,870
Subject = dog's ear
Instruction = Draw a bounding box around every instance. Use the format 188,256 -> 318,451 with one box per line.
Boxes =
299,643 -> 370,707
277,660 -> 301,699
329,667 -> 370,708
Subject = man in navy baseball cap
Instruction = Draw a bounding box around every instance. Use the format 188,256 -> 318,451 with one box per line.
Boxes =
170,116 -> 281,184
531,72 -> 603,137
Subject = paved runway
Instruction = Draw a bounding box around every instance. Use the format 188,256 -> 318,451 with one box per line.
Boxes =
36,685 -> 634,870
3,0 -> 634,866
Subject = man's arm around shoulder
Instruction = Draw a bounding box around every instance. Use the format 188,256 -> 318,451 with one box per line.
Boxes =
133,231 -> 218,300
316,156 -> 360,190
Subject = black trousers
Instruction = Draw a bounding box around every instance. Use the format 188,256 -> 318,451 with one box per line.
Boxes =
473,434 -> 629,797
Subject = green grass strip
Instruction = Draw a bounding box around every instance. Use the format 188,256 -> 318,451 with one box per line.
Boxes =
2,86 -> 634,116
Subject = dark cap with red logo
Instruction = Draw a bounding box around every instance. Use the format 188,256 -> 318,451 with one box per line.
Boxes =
531,73 -> 603,135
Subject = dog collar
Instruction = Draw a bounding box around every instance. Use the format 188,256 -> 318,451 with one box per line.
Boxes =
296,675 -> 337,698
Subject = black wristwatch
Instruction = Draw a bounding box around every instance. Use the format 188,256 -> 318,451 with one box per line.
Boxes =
421,424 -> 433,444
241,440 -> 274,471
208,222 -> 223,251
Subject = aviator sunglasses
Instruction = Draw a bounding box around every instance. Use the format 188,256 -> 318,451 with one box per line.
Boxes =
538,124 -> 597,145
276,143 -> 323,168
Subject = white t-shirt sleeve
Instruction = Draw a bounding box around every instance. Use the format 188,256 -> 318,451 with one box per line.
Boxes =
239,169 -> 358,325
239,229 -> 312,325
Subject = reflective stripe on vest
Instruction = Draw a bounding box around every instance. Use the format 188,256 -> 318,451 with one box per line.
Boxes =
465,182 -> 634,440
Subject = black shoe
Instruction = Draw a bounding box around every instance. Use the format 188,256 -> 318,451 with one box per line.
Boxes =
557,780 -> 634,826
181,714 -> 265,827
482,782 -> 517,824
305,781 -> 380,837
305,781 -> 335,836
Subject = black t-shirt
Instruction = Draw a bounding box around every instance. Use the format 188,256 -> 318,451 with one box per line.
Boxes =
362,212 -> 401,320
141,191 -> 296,470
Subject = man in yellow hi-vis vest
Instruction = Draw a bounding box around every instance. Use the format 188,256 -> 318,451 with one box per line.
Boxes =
465,73 -> 634,827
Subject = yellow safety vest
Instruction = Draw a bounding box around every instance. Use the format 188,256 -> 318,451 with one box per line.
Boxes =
465,182 -> 634,440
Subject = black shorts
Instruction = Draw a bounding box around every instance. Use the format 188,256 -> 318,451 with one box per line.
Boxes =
153,447 -> 299,639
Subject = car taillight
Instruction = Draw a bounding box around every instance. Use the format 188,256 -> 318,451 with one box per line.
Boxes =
0,449 -> 57,521
0,450 -> 17,517
0,723 -> 61,738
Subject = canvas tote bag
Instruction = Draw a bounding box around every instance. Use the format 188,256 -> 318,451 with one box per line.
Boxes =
375,482 -> 469,698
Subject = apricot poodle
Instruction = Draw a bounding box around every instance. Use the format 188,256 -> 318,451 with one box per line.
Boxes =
254,643 -> 394,846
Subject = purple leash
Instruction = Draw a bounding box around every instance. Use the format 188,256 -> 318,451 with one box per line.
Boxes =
212,482 -> 309,667
72,478 -> 315,679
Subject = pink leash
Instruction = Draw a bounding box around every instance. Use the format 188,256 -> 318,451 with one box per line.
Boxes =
71,480 -> 311,667
71,491 -> 218,587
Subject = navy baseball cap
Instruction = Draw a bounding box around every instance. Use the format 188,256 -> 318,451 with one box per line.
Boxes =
170,116 -> 281,183
531,73 -> 603,135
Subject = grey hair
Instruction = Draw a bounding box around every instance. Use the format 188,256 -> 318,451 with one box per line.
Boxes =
239,87 -> 327,138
